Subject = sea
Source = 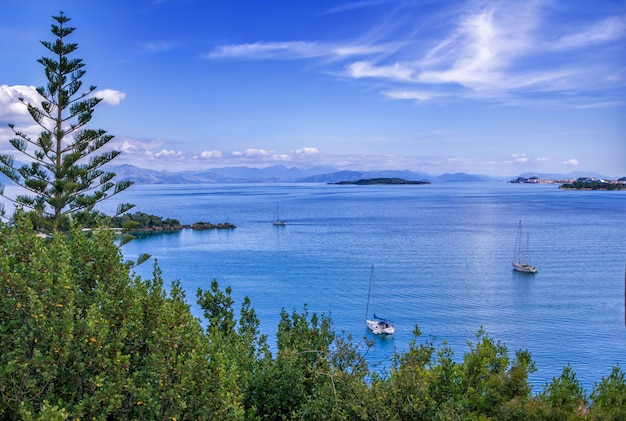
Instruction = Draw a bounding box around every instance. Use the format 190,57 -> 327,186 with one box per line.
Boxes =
8,182 -> 626,393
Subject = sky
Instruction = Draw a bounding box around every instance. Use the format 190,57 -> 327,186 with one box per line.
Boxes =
1,0 -> 625,177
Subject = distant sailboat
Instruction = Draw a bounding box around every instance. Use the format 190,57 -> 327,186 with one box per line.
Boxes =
273,205 -> 286,226
365,265 -> 395,335
512,220 -> 537,273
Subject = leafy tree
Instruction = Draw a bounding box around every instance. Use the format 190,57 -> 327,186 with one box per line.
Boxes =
537,365 -> 588,420
0,11 -> 132,232
246,306 -> 336,420
378,325 -> 438,419
0,212 -> 75,419
589,365 -> 626,420
197,280 -> 271,419
0,213 -> 219,420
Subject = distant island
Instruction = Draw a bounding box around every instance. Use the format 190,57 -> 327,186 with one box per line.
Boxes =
509,176 -> 569,184
110,211 -> 235,232
329,177 -> 431,185
559,177 -> 626,191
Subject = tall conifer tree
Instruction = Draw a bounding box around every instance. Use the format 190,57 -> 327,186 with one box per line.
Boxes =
0,11 -> 133,231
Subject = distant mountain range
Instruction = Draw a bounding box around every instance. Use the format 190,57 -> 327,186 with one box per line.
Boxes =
106,164 -> 509,184
0,163 -> 618,185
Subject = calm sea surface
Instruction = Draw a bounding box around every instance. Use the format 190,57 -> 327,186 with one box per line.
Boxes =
92,182 -> 623,392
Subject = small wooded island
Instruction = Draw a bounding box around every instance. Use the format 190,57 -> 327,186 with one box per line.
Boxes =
330,177 -> 431,185
559,177 -> 626,190
110,211 -> 235,232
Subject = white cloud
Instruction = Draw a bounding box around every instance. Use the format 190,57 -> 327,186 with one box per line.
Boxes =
141,149 -> 185,160
293,147 -> 319,155
563,158 -> 579,166
199,150 -> 223,159
512,153 -> 530,164
206,40 -> 393,61
0,85 -> 41,120
417,2 -> 540,91
155,149 -> 184,158
347,61 -> 414,81
553,17 -> 626,50
94,89 -> 126,106
240,148 -> 272,157
202,2 -> 624,107
273,153 -> 291,161
208,41 -> 325,59
383,89 -> 441,102
0,85 -> 126,124
323,0 -> 393,15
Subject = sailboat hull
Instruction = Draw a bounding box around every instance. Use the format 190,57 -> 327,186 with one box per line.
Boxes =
513,262 -> 537,273
367,319 -> 395,335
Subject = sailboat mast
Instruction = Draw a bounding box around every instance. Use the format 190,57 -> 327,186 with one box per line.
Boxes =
513,220 -> 522,264
366,264 -> 374,318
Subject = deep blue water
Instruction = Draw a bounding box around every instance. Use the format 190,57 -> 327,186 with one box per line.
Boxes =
94,182 -> 626,393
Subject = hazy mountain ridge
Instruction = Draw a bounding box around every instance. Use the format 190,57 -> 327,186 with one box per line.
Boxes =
109,165 -> 504,184
105,165 -> 615,185
1,164 -> 619,185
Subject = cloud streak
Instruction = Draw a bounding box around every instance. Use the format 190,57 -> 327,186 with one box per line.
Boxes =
204,1 -> 625,106
206,41 -> 393,60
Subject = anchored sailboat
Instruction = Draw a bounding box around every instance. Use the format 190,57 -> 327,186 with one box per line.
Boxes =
365,265 -> 395,335
512,220 -> 537,273
273,205 -> 286,226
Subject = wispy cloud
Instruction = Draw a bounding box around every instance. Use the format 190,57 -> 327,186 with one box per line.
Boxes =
552,16 -> 626,50
322,0 -> 394,15
382,89 -> 443,102
206,41 -> 393,60
138,40 -> 176,53
203,1 -> 625,106
511,153 -> 531,164
347,61 -> 414,81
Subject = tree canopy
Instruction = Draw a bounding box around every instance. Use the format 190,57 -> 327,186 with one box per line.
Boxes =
0,11 -> 132,232
1,215 -> 625,420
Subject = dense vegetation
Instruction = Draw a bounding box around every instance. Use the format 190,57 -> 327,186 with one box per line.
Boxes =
1,213 -> 625,420
109,211 -> 184,231
109,211 -> 235,232
559,181 -> 625,190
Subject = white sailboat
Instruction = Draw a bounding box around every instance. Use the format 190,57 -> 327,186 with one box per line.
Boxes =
512,220 -> 537,273
365,264 -> 395,335
273,205 -> 286,226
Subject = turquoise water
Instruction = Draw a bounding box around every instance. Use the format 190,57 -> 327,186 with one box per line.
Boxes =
96,182 -> 626,392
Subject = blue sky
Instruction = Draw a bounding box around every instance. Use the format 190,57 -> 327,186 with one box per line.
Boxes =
1,0 -> 624,177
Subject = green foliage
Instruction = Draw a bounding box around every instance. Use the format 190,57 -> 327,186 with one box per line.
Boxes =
589,365 -> 626,420
537,365 -> 588,420
560,181 -> 625,190
0,213 -> 215,419
110,211 -> 182,231
2,214 -> 625,420
0,12 -> 132,232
